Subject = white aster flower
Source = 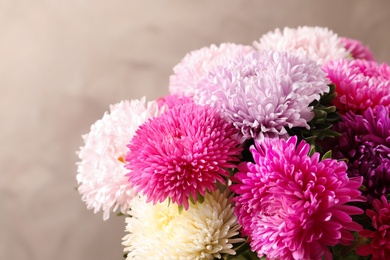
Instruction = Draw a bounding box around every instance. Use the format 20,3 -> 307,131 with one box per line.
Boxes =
122,190 -> 244,260
253,26 -> 351,65
76,98 -> 164,220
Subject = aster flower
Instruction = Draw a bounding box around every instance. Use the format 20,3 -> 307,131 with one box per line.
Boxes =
193,50 -> 330,142
76,98 -> 164,220
125,102 -> 241,210
323,58 -> 390,114
122,190 -> 244,259
157,93 -> 193,109
169,43 -> 254,97
341,37 -> 376,61
357,196 -> 390,259
253,26 -> 350,65
230,136 -> 364,260
323,106 -> 390,203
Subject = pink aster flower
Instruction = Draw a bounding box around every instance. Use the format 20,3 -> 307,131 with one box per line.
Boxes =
323,59 -> 390,114
76,98 -> 164,220
341,37 -> 376,61
125,103 -> 242,210
157,94 -> 193,109
169,43 -> 254,97
253,26 -> 350,65
357,196 -> 390,259
230,136 -> 364,260
193,50 -> 330,142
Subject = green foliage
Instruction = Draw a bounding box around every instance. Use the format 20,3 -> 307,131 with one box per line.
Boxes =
287,84 -> 341,153
321,149 -> 332,160
178,205 -> 184,214
116,212 -> 125,217
330,232 -> 371,260
189,193 -> 205,205
226,250 -> 261,260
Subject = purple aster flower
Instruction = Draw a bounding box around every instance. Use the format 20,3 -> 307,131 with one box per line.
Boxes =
194,50 -> 330,142
125,103 -> 242,210
324,106 -> 390,203
230,136 -> 364,260
323,59 -> 390,114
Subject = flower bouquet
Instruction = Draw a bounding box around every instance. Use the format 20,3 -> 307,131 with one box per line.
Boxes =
76,26 -> 390,260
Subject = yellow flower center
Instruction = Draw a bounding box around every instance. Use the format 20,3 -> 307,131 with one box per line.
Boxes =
117,155 -> 126,163
155,204 -> 180,237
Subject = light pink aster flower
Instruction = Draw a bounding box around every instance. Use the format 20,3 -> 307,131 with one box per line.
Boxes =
341,37 -> 375,61
253,26 -> 350,65
169,43 -> 254,97
76,98 -> 164,220
230,136 -> 365,260
125,102 -> 242,210
323,59 -> 390,114
357,196 -> 390,260
194,50 -> 330,142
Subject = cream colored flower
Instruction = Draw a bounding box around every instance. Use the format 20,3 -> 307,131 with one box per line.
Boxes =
122,190 -> 244,260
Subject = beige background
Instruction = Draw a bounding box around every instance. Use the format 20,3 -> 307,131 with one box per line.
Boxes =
1,1 -> 389,259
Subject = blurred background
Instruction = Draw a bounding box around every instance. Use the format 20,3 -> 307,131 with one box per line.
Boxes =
1,1 -> 389,259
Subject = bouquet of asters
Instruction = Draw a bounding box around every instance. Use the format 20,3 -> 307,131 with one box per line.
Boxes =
75,26 -> 390,260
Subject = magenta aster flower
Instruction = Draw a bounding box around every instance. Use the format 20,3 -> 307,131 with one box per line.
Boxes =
231,136 -> 364,260
323,59 -> 390,114
125,103 -> 242,210
169,43 -> 254,97
194,50 -> 330,142
357,196 -> 390,259
157,94 -> 193,109
341,37 -> 375,61
323,106 -> 390,203
76,98 -> 164,220
253,26 -> 350,65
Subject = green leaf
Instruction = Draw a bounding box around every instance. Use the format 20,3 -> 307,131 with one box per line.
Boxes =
189,195 -> 196,205
178,205 -> 184,214
322,150 -> 332,160
189,193 -> 205,205
286,84 -> 341,154
116,212 -> 125,217
197,194 -> 205,204
308,145 -> 316,156
330,232 -> 372,260
313,109 -> 327,118
227,248 -> 261,260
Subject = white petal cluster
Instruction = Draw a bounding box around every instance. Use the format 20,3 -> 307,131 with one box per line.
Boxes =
122,190 -> 244,260
253,26 -> 350,65
76,98 -> 164,220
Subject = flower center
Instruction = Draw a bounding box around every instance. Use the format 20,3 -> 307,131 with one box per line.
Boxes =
117,155 -> 126,163
155,206 -> 177,234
